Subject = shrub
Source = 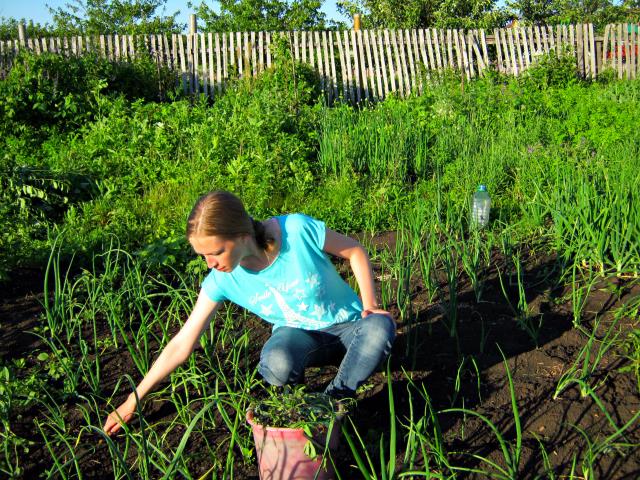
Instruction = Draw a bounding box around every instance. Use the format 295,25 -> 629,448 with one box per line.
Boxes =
0,50 -> 177,135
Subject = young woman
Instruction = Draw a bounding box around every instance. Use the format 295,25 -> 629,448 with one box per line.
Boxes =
103,191 -> 396,435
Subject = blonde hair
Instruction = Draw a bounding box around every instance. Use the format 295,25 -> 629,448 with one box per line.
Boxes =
186,191 -> 273,249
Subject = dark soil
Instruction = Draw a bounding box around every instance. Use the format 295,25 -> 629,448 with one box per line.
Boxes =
2,235 -> 640,479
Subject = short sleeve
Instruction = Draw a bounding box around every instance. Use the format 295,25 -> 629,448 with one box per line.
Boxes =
287,214 -> 326,251
201,271 -> 227,302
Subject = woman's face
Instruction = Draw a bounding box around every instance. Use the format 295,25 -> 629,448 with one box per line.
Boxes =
190,235 -> 247,272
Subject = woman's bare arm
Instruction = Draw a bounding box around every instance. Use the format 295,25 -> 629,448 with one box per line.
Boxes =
103,289 -> 220,435
323,228 -> 391,319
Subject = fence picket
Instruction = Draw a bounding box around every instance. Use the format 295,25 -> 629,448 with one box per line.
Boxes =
576,24 -> 584,77
431,28 -> 444,70
308,31 -> 315,69
227,31 -> 234,78
534,26 -> 542,58
602,24 -> 610,70
348,30 -> 359,101
509,28 -> 524,74
215,33 -> 221,94
401,30 -> 413,93
631,23 -> 637,79
221,32 -> 228,84
356,30 -> 369,101
191,33 -> 198,92
397,28 -> 410,95
506,28 -> 517,75
526,26 -> 535,60
411,29 -> 423,90
370,30 -> 383,99
616,24 -> 622,79
320,31 -> 329,98
114,34 -> 120,60
250,31 -> 256,76
467,30 -> 484,77
364,30 -> 377,100
555,25 -> 562,51
258,31 -> 264,73
378,30 -> 390,96
494,29 -> 503,72
625,23 -> 631,79
150,34 -> 157,63
588,23 -> 596,79
265,32 -> 272,69
520,28 -> 530,68
424,29 -> 434,71
452,30 -> 465,78
498,29 -> 507,73
336,31 -> 348,101
199,34 -> 206,94
389,29 -> 401,94
239,32 -> 245,77
315,31 -> 326,97
207,33 -> 214,96
156,34 -> 163,66
344,30 -> 356,100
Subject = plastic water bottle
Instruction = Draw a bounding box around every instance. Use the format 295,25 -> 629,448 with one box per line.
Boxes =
471,185 -> 491,229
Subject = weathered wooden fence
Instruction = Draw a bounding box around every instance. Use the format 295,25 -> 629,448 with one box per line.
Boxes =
1,23 -> 639,102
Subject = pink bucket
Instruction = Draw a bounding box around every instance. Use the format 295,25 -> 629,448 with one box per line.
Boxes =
246,409 -> 341,480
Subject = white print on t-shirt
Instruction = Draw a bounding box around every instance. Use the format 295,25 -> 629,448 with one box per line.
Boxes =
306,274 -> 320,288
335,308 -> 349,322
275,279 -> 299,293
249,290 -> 272,305
266,285 -> 328,328
249,279 -> 301,306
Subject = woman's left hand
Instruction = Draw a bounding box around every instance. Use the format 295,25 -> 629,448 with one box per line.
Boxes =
361,308 -> 395,327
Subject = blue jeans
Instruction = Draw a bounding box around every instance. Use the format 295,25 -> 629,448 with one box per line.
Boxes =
258,313 -> 396,398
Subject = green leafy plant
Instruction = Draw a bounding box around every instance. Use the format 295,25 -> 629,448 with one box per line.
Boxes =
250,385 -> 347,461
250,385 -> 344,430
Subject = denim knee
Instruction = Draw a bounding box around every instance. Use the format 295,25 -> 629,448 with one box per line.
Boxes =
258,346 -> 302,386
360,313 -> 396,353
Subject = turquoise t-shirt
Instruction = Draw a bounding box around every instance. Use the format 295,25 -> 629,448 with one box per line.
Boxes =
201,214 -> 363,330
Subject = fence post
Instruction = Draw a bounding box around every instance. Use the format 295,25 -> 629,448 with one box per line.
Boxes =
18,22 -> 27,47
353,14 -> 361,32
189,14 -> 197,35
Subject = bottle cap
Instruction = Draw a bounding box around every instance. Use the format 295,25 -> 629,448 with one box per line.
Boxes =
477,185 -> 487,192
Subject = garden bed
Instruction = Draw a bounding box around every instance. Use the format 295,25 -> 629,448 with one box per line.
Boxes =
3,240 -> 639,479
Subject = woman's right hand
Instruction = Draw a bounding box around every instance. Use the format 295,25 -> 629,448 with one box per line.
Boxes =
103,395 -> 137,436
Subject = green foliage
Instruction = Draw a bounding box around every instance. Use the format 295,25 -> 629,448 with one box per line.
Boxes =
337,0 -> 510,29
0,18 -> 54,41
190,0 -> 327,32
0,50 -> 177,136
0,361 -> 45,478
250,385 -> 344,428
505,0 -> 639,29
338,0 -> 636,28
520,48 -> 581,90
48,0 -> 183,36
